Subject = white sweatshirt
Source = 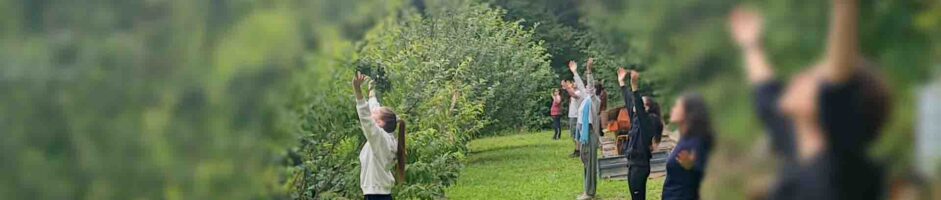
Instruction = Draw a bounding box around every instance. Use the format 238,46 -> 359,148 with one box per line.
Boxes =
568,96 -> 581,118
356,97 -> 397,195
573,72 -> 598,125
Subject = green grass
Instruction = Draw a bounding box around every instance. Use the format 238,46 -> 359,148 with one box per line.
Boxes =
446,130 -> 664,200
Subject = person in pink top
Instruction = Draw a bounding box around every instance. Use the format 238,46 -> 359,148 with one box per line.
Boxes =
551,89 -> 564,140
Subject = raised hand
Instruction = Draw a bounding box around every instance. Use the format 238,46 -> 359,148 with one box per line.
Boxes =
568,61 -> 578,74
729,5 -> 775,85
586,58 -> 595,72
353,72 -> 367,90
729,6 -> 764,49
352,72 -> 367,100
617,68 -> 628,86
630,70 -> 640,84
676,150 -> 697,170
630,70 -> 641,91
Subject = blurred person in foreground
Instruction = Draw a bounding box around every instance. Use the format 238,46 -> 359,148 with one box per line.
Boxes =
663,91 -> 716,200
729,0 -> 892,199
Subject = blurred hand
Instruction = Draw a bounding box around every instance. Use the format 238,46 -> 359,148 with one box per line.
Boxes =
617,68 -> 628,86
729,6 -> 764,49
630,70 -> 640,86
365,77 -> 375,96
353,72 -> 367,90
586,58 -> 595,72
676,150 -> 697,170
568,61 -> 578,74
352,72 -> 367,99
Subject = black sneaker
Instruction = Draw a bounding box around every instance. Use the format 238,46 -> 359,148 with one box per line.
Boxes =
569,150 -> 579,158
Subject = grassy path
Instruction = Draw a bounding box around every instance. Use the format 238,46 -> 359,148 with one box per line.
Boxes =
446,131 -> 663,200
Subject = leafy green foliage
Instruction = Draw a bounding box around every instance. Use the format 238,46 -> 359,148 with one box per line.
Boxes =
287,0 -> 557,199
0,1 -> 303,199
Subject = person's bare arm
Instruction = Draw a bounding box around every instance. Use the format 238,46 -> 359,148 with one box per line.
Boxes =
822,0 -> 860,83
617,68 -> 636,118
562,81 -> 579,97
585,58 -> 595,91
569,61 -> 588,93
353,72 -> 366,100
630,70 -> 640,92
730,6 -> 775,85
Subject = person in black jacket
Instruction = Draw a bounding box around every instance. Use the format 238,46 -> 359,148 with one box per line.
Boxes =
617,68 -> 661,200
644,96 -> 665,151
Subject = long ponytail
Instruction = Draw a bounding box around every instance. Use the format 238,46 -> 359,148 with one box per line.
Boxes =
395,121 -> 406,184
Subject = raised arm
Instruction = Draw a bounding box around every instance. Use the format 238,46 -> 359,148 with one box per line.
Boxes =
585,58 -> 596,92
562,81 -> 579,98
617,68 -> 637,117
729,6 -> 775,85
569,61 -> 588,93
354,72 -> 367,101
822,0 -> 860,83
366,78 -> 381,109
629,70 -> 649,120
353,73 -> 395,159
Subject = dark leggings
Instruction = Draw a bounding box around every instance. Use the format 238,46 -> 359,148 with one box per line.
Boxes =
552,116 -> 562,139
628,165 -> 650,200
364,194 -> 393,200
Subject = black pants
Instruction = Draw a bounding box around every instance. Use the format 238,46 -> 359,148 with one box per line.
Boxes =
364,194 -> 392,200
628,165 -> 650,200
552,116 -> 562,139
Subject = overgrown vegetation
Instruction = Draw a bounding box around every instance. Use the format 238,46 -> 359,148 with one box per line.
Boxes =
1,0 -> 938,199
286,0 -> 557,199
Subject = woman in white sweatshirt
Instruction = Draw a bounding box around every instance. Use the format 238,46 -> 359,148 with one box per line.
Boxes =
352,72 -> 400,200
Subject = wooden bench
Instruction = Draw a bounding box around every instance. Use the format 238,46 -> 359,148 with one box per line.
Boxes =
599,133 -> 676,180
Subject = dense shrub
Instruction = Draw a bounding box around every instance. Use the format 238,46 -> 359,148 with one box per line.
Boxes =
286,0 -> 556,199
0,1 -> 301,199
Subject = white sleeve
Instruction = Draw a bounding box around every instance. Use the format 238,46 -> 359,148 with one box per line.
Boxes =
573,73 -> 587,94
367,96 -> 381,112
586,72 -> 595,91
356,99 -> 395,161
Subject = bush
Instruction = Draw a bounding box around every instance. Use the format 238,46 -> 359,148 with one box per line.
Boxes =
286,0 -> 556,199
0,2 -> 301,199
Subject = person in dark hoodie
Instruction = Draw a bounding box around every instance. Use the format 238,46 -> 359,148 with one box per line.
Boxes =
616,68 -> 662,200
729,0 -> 892,199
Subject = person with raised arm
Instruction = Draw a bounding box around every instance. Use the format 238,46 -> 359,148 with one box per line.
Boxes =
562,80 -> 582,157
617,68 -> 665,200
729,0 -> 891,198
565,65 -> 584,158
352,72 -> 402,200
551,89 -> 564,140
569,58 -> 602,200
